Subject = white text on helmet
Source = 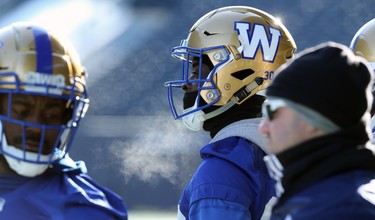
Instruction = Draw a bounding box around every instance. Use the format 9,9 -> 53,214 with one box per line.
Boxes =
235,22 -> 281,62
25,72 -> 65,95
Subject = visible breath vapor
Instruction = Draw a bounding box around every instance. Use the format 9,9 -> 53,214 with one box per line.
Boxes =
110,115 -> 208,186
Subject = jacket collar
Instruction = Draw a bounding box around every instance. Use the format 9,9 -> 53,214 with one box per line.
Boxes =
210,118 -> 268,153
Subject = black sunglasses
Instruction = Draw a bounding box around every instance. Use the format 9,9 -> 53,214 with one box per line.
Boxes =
262,99 -> 287,120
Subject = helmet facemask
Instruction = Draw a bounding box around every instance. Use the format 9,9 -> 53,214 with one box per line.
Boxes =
0,73 -> 88,177
165,40 -> 232,120
165,40 -> 267,131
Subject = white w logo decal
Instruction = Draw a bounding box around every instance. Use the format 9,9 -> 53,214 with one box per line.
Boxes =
235,22 -> 281,62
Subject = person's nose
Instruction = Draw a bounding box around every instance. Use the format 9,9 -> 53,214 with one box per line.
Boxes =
182,74 -> 199,93
259,118 -> 270,135
24,113 -> 44,130
182,83 -> 193,92
24,111 -> 45,124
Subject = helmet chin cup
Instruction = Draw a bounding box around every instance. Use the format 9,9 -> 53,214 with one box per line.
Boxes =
4,153 -> 49,177
2,142 -> 51,177
0,122 -> 55,177
181,108 -> 206,131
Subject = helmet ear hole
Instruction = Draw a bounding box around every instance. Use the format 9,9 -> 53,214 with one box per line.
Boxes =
231,69 -> 255,80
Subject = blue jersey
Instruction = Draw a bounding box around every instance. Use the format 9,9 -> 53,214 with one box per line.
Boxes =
178,136 -> 275,220
266,124 -> 375,220
0,158 -> 127,220
270,170 -> 375,220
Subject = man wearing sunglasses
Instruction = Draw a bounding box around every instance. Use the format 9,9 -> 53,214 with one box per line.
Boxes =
259,42 -> 375,219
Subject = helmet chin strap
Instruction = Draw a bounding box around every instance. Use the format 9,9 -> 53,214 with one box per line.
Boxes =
181,109 -> 205,131
182,78 -> 264,131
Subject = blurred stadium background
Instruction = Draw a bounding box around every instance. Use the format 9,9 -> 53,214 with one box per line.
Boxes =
0,0 -> 374,219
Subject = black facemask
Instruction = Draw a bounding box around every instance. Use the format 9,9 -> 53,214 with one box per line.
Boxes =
183,91 -> 220,114
183,91 -> 199,110
183,54 -> 214,110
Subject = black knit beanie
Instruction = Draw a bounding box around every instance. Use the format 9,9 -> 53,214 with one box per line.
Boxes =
266,42 -> 374,128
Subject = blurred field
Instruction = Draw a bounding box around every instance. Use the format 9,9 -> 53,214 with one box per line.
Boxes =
128,206 -> 272,220
128,210 -> 176,220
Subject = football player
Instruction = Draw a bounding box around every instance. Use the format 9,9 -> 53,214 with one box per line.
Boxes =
0,22 -> 127,219
350,18 -> 375,133
164,6 -> 296,220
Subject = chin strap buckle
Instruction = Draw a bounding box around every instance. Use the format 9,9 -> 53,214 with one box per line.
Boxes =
234,77 -> 264,103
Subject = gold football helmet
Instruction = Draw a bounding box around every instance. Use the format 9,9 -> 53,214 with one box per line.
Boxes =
350,18 -> 375,70
351,19 -> 375,117
0,22 -> 89,176
165,6 -> 296,130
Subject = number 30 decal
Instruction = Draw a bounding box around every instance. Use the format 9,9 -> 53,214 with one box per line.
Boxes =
264,71 -> 274,80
